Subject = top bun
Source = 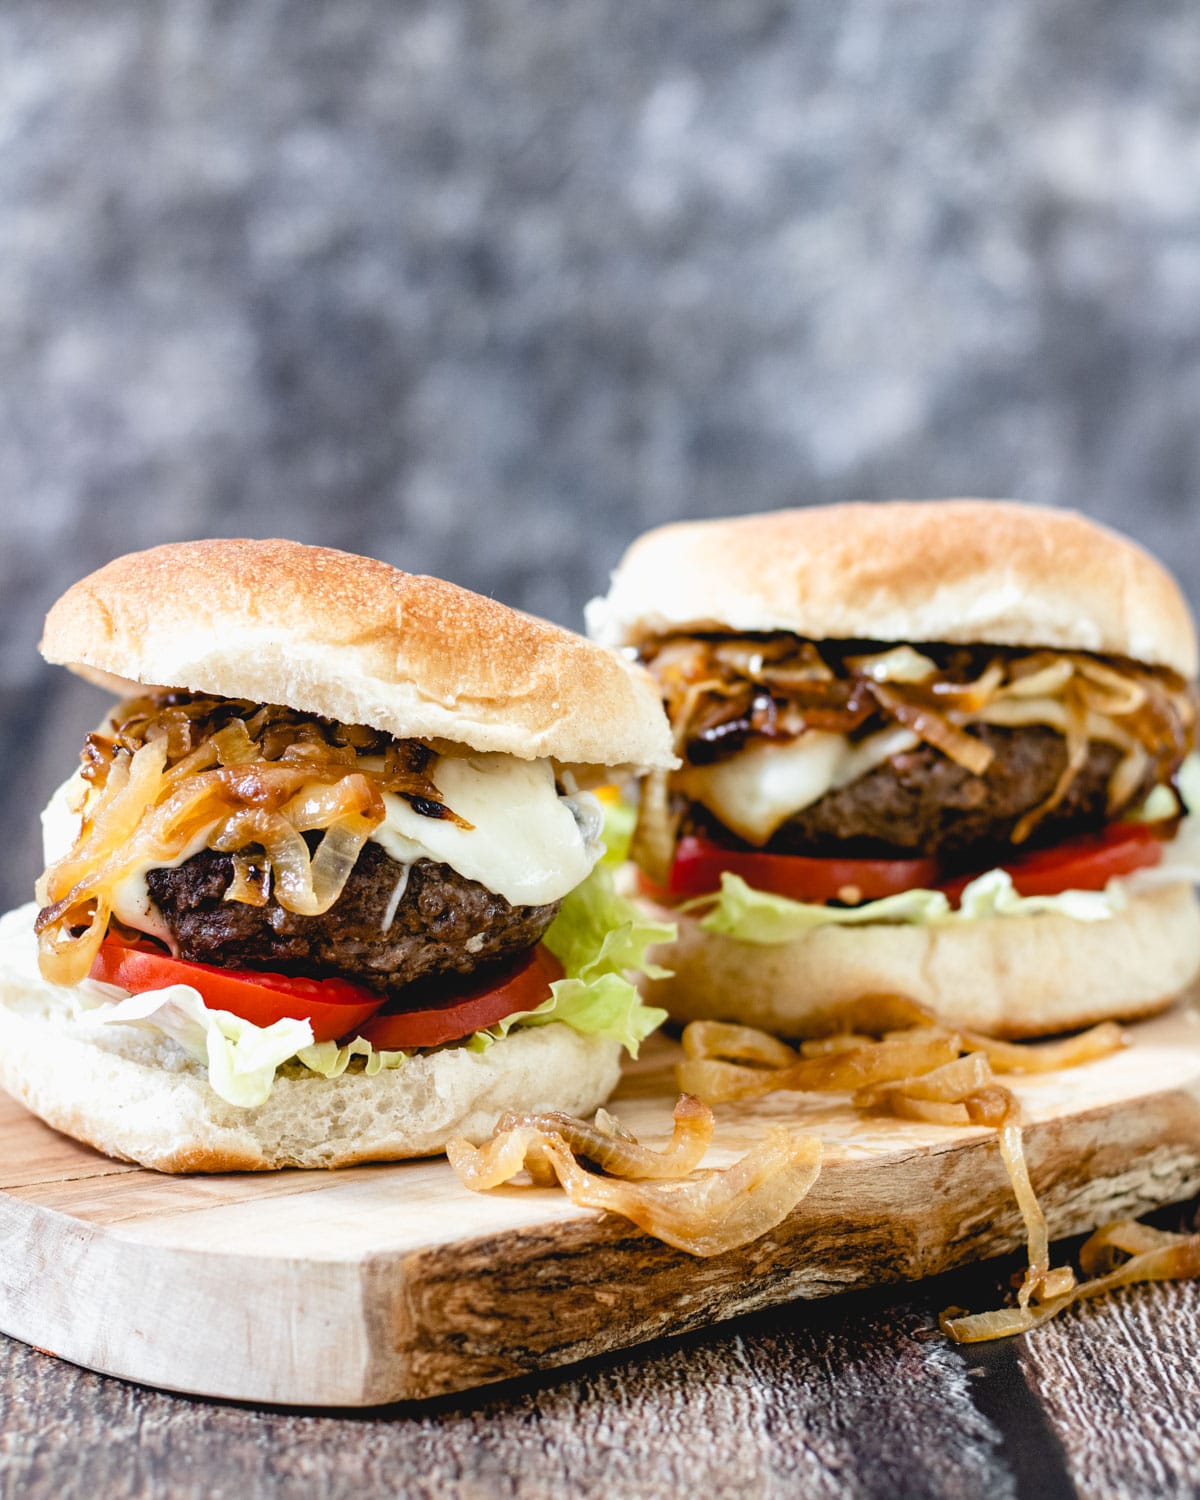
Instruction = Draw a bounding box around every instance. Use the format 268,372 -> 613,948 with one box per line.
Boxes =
42,539 -> 676,770
588,500 -> 1198,679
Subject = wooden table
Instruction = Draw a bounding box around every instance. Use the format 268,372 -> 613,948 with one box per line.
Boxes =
3,671 -> 1200,1500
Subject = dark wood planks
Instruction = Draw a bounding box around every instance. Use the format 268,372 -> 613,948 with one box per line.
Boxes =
0,1286 -> 1020,1500
1019,1272 -> 1200,1498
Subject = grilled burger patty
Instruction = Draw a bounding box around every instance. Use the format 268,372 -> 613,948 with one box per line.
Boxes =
146,841 -> 561,994
688,725 -> 1158,863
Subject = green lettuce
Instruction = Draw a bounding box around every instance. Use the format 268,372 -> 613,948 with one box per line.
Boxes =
296,1035 -> 409,1079
86,982 -> 318,1108
697,866 -> 1129,947
470,860 -> 672,1056
598,796 -> 637,868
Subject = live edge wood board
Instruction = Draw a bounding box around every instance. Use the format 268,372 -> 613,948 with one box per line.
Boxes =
1,1002 -> 1199,1408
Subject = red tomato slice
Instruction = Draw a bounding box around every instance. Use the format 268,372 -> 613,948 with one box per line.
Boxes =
653,835 -> 940,905
356,946 -> 565,1050
89,937 -> 387,1043
941,822 -> 1165,903
646,824 -> 1167,911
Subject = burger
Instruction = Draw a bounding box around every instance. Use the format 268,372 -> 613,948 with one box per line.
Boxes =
587,501 -> 1200,1037
0,539 -> 676,1171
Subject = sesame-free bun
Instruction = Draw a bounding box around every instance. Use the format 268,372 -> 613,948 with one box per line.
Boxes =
42,539 -> 676,772
638,882 -> 1200,1039
588,501 -> 1198,678
0,922 -> 621,1172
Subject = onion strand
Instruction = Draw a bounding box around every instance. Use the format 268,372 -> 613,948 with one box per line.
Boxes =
37,694 -> 466,983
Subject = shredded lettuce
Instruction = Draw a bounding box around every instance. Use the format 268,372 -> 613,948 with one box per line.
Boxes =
697,866 -> 1132,947
296,1035 -> 409,1079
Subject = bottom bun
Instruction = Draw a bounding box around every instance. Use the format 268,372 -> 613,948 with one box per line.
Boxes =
0,956 -> 621,1173
640,881 -> 1200,1039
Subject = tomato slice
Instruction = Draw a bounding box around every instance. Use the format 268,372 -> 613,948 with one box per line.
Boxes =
941,822 -> 1165,903
653,835 -> 940,905
648,823 -> 1167,911
89,936 -> 387,1043
356,946 -> 565,1050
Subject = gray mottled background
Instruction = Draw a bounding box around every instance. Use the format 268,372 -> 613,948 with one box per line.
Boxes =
4,0 -> 1200,897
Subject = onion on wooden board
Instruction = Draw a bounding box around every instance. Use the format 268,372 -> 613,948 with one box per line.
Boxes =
447,1095 -> 823,1257
674,1000 -> 1199,1340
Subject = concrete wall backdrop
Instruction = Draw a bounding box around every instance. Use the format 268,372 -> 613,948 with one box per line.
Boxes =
3,0 -> 1200,899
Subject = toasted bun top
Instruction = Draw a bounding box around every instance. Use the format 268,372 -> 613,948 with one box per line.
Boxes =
42,539 -> 676,769
587,501 -> 1198,678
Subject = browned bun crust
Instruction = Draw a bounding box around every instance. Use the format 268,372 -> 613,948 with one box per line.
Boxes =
42,539 -> 676,771
638,882 -> 1200,1039
588,500 -> 1197,677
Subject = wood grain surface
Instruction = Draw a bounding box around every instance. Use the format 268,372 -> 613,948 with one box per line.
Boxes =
1,1009 -> 1199,1410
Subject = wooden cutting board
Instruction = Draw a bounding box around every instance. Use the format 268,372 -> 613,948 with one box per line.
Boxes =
1,1001 -> 1200,1408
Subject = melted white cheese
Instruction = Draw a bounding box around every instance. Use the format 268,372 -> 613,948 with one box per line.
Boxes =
677,727 -> 919,845
371,753 -> 600,906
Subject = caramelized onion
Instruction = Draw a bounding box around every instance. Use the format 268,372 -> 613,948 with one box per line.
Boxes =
845,646 -> 938,684
681,1020 -> 797,1069
537,1128 -> 822,1257
445,1127 -> 545,1191
1011,689 -> 1091,843
629,768 -> 679,887
225,853 -> 270,907
960,1022 -> 1125,1074
37,694 -> 467,984
495,1094 -> 714,1179
678,1030 -> 962,1104
995,657 -> 1075,700
447,1097 -> 822,1257
855,1053 -> 993,1113
800,994 -> 940,1037
799,1033 -> 876,1057
638,635 -> 1192,874
1072,656 -> 1149,716
864,681 -> 994,776
941,1221 -> 1200,1343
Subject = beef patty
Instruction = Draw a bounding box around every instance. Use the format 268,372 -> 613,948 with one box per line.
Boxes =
690,726 -> 1159,864
146,840 -> 561,996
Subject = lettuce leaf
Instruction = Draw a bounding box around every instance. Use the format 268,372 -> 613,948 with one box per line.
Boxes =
296,1035 -> 409,1079
543,861 -> 673,985
84,980 -> 317,1108
697,866 -> 1130,947
468,971 -> 664,1055
472,860 -> 672,1056
598,796 -> 637,869
697,877 -> 953,942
